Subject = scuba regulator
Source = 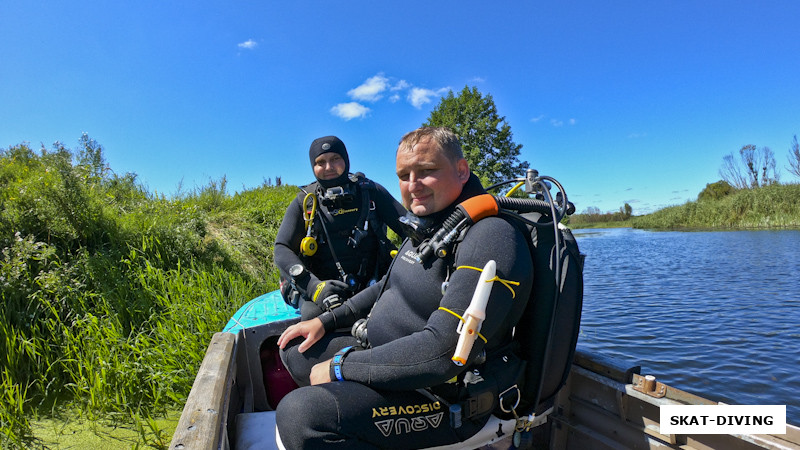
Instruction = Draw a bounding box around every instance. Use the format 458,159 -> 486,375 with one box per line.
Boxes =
300,193 -> 319,256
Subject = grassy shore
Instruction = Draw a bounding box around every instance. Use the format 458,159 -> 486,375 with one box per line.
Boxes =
1,140 -> 294,448
565,183 -> 800,230
568,220 -> 631,229
631,184 -> 800,229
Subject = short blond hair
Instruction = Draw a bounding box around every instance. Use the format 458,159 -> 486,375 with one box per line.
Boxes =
397,127 -> 464,163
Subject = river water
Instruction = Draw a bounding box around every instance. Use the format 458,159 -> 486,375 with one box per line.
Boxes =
572,227 -> 800,426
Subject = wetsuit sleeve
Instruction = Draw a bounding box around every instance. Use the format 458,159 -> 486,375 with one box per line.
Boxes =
338,218 -> 533,391
273,193 -> 321,293
317,276 -> 384,331
372,181 -> 408,239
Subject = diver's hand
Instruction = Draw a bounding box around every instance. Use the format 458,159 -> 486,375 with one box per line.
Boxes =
277,318 -> 325,353
312,280 -> 350,304
310,358 -> 333,385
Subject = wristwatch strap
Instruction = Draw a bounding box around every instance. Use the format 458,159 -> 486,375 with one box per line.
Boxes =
330,346 -> 355,381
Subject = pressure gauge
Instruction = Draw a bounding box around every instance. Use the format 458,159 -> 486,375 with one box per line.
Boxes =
289,264 -> 306,279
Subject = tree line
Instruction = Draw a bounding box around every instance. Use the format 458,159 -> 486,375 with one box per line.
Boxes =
391,86 -> 800,223
695,137 -> 800,204
718,137 -> 800,189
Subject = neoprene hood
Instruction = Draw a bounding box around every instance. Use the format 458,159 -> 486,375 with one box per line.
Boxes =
309,136 -> 351,188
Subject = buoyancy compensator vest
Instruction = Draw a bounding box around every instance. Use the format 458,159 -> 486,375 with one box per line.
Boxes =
301,173 -> 395,291
415,170 -> 584,418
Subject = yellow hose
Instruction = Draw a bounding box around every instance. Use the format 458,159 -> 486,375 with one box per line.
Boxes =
303,193 -> 317,231
505,181 -> 525,197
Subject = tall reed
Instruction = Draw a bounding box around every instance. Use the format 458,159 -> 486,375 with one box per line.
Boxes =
632,184 -> 800,229
1,138 -> 295,448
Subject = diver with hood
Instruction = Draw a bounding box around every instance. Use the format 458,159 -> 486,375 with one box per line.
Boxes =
274,136 -> 408,320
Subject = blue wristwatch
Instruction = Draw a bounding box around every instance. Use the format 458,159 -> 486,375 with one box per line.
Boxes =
330,346 -> 355,381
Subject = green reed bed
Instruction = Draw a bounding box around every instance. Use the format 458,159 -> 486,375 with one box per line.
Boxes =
632,183 -> 800,230
1,138 -> 294,448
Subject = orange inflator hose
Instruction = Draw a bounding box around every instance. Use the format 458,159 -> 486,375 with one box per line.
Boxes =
459,194 -> 499,223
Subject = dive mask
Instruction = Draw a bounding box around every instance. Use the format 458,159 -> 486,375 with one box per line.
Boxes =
321,185 -> 355,208
399,212 -> 438,246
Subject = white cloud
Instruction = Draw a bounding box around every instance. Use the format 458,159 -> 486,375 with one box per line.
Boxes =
237,39 -> 258,50
391,80 -> 410,91
408,87 -> 447,109
549,118 -> 577,127
533,115 -> 575,126
348,74 -> 389,102
332,73 -> 450,116
330,102 -> 370,120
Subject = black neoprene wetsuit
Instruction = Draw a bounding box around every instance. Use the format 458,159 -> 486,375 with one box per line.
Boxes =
274,176 -> 407,318
277,174 -> 534,449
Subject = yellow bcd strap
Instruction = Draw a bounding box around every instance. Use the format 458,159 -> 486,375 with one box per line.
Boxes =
455,265 -> 520,298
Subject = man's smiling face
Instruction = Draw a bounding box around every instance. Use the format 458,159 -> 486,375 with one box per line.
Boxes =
396,138 -> 469,216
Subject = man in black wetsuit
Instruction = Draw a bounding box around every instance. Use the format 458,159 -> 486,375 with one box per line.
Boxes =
274,136 -> 407,320
276,127 -> 534,449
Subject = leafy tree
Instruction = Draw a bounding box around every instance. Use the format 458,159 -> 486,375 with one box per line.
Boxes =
788,135 -> 800,179
719,144 -> 780,189
424,86 -> 528,186
569,204 -> 631,225
698,180 -> 736,201
622,203 -> 633,218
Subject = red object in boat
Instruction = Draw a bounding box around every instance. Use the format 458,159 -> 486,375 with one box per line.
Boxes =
261,343 -> 299,409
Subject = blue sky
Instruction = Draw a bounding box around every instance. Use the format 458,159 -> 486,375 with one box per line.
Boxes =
2,1 -> 799,214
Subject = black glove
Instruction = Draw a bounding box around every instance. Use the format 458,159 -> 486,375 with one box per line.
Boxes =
311,279 -> 350,311
279,278 -> 301,307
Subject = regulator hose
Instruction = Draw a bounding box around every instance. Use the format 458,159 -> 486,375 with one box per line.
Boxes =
494,196 -> 552,215
416,194 -> 564,264
416,171 -> 575,265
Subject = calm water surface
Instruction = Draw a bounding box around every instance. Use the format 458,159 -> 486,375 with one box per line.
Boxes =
572,228 -> 800,425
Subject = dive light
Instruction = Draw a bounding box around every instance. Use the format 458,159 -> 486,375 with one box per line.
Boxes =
452,259 -> 496,366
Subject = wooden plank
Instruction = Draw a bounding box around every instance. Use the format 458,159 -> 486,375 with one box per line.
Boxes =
170,332 -> 237,450
561,365 -> 799,450
573,349 -> 641,384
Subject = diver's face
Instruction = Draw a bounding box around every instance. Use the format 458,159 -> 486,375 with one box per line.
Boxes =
396,138 -> 469,216
313,153 -> 346,180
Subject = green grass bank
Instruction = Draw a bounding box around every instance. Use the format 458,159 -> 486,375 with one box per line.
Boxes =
631,183 -> 800,229
1,140 -> 294,448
